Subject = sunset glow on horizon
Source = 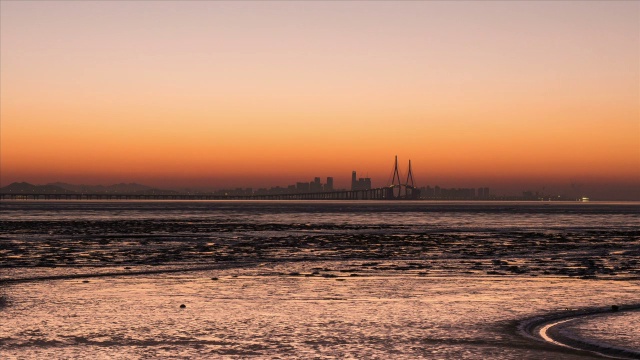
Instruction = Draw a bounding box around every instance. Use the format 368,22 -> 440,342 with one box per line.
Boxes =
1,1 -> 638,198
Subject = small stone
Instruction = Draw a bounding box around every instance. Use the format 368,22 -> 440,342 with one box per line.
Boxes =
180,304 -> 186,309
82,280 -> 90,283
211,277 -> 219,281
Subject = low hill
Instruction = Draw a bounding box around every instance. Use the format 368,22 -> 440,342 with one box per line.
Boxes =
0,182 -> 75,194
1,182 -> 179,195
48,182 -> 167,194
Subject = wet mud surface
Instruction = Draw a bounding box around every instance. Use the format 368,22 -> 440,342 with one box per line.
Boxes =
3,265 -> 639,359
1,219 -> 639,280
2,201 -> 639,358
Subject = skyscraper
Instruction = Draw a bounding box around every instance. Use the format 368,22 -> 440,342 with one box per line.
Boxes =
325,177 -> 334,191
310,177 -> 322,192
351,173 -> 372,191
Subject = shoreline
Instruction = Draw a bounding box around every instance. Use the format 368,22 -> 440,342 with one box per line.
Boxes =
519,305 -> 640,359
3,261 -> 640,286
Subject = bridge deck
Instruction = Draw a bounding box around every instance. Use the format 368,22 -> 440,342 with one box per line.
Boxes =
0,186 -> 420,201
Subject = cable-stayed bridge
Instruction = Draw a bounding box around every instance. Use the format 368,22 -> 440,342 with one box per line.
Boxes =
1,157 -> 420,201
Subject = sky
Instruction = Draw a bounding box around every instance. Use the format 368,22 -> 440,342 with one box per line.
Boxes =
1,1 -> 638,199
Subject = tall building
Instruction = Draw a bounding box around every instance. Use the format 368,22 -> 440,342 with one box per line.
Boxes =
351,171 -> 371,191
310,177 -> 322,192
358,177 -> 372,190
296,182 -> 310,192
325,177 -> 334,191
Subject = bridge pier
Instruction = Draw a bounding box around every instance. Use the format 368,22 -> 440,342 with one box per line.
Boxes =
0,187 -> 421,201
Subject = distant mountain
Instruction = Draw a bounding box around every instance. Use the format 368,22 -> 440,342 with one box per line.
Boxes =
106,183 -> 156,194
47,182 -> 102,193
1,182 -> 179,195
0,182 -> 75,194
129,188 -> 181,195
48,182 -> 160,194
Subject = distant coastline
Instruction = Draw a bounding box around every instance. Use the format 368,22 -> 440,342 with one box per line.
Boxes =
0,182 -> 609,201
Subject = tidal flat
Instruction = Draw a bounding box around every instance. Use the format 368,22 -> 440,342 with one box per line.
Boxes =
1,201 -> 639,359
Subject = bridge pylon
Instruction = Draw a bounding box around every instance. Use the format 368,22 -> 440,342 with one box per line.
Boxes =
404,159 -> 420,199
387,156 -> 420,200
405,159 -> 414,188
391,155 -> 402,187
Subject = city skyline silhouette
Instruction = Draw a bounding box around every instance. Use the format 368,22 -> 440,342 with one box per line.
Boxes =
1,1 -> 638,200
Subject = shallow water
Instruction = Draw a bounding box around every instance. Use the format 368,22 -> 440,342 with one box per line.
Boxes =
1,201 -> 639,358
561,310 -> 640,351
2,266 -> 640,359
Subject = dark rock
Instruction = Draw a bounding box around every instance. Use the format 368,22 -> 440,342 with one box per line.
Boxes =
180,304 -> 186,309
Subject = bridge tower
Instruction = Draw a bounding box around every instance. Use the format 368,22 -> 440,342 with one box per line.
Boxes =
404,159 -> 420,199
388,155 -> 404,199
405,159 -> 414,188
391,155 -> 402,187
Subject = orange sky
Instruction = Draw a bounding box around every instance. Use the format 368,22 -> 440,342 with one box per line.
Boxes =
1,1 -> 638,198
